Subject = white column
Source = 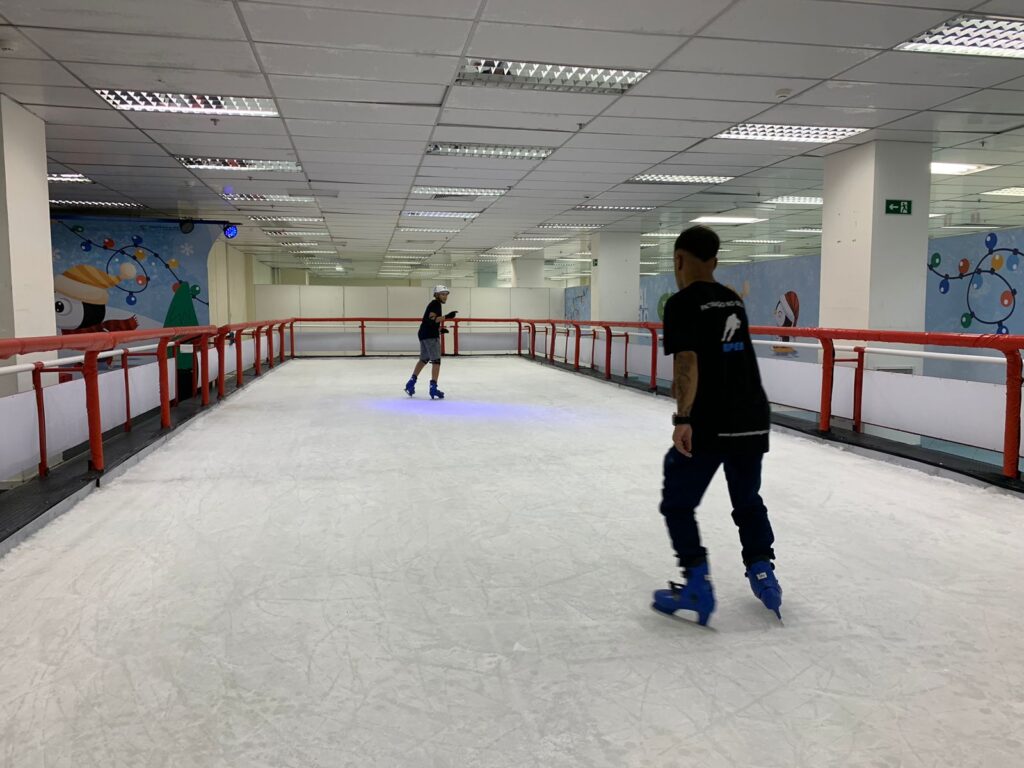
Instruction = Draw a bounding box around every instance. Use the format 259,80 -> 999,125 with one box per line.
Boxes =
512,256 -> 544,288
590,232 -> 640,321
821,141 -> 931,331
476,263 -> 498,288
0,96 -> 55,396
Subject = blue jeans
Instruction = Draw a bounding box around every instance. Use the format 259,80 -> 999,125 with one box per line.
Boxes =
660,449 -> 775,569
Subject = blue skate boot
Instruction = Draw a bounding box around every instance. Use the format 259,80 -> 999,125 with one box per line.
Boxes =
746,560 -> 782,620
404,375 -> 416,396
429,380 -> 444,400
652,562 -> 715,626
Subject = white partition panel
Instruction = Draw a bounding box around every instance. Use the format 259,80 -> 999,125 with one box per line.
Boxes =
469,288 -> 512,320
549,287 -> 565,320
387,288 -> 430,335
298,286 -> 344,318
254,285 -> 300,321
511,288 -> 551,322
343,286 -> 387,319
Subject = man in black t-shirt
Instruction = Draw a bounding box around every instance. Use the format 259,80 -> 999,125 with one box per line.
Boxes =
651,226 -> 782,625
405,284 -> 457,400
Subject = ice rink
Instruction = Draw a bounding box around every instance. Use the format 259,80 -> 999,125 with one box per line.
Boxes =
1,357 -> 1023,768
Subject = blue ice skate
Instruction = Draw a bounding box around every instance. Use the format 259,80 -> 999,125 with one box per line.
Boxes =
429,381 -> 444,400
404,376 -> 416,396
746,560 -> 782,620
652,562 -> 715,626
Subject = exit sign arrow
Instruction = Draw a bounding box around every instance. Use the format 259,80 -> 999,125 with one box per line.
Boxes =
885,199 -> 912,215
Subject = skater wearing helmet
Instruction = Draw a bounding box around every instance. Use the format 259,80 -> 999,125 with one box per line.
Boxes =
651,226 -> 781,626
405,285 -> 457,400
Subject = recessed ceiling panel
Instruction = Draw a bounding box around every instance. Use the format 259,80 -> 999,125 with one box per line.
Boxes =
662,39 -> 876,78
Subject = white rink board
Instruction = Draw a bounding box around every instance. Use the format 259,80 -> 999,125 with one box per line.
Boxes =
0,357 -> 1022,767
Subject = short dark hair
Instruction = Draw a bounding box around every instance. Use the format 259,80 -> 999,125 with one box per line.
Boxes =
674,226 -> 720,262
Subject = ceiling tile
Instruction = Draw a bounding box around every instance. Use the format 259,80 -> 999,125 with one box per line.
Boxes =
0,85 -> 107,109
66,63 -> 273,96
584,116 -> 731,138
701,0 -> 953,48
45,125 -> 151,142
792,81 -> 975,110
148,130 -> 294,149
286,119 -> 433,140
0,26 -> 49,59
125,113 -> 288,134
936,90 -> 1024,116
0,0 -> 246,38
480,0 -> 731,35
268,75 -> 445,104
837,51 -> 1024,88
439,108 -> 589,132
604,96 -> 767,122
885,111 -> 1024,133
277,100 -> 440,125
631,72 -> 820,101
240,3 -> 472,55
293,136 -> 424,154
563,133 -> 701,152
25,105 -> 134,128
753,104 -> 914,128
430,126 -> 570,147
243,0 -> 482,16
255,44 -> 459,84
545,148 -> 675,164
468,23 -> 683,69
445,87 -> 615,116
46,139 -> 167,156
0,59 -> 78,87
25,29 -> 260,71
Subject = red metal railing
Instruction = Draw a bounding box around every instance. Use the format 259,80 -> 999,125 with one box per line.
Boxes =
0,320 -> 293,476
4,317 -> 1022,481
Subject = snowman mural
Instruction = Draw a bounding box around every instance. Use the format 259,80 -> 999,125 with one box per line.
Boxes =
54,264 -> 140,335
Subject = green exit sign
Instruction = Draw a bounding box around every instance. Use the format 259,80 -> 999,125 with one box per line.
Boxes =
885,199 -> 912,215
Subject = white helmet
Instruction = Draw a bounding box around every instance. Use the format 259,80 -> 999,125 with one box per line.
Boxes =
433,284 -> 450,295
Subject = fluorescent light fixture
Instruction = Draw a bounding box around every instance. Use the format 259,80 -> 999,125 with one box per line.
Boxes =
733,238 -> 784,244
896,14 -> 1024,59
402,210 -> 480,219
983,187 -> 1024,196
643,232 -> 678,238
766,195 -> 823,205
399,227 -> 462,233
929,214 -> 946,218
571,251 -> 592,257
942,225 -> 999,230
222,193 -> 315,203
749,253 -> 795,259
457,58 -> 649,94
574,204 -> 654,212
692,216 -> 767,225
281,242 -> 320,247
640,272 -> 659,276
488,246 -> 542,252
334,266 -> 345,272
715,123 -> 867,143
411,186 -> 507,196
629,174 -> 734,184
248,216 -> 324,222
291,250 -> 336,255
178,157 -> 302,172
382,260 -> 425,265
719,259 -> 754,264
96,90 -> 278,116
556,258 -> 594,262
640,261 -> 658,265
388,249 -> 435,253
49,199 -> 141,208
930,162 -> 998,175
787,228 -> 823,233
514,237 -> 567,242
640,243 -> 660,248
426,143 -> 553,160
48,173 -> 92,183
264,230 -> 329,237
538,223 -> 603,229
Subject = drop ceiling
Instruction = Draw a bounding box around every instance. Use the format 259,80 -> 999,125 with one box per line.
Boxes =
0,0 -> 1021,280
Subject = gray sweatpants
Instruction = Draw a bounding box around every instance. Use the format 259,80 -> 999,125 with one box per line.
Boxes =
419,337 -> 442,363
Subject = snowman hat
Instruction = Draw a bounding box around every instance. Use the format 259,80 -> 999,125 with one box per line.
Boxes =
54,264 -> 120,305
777,291 -> 799,324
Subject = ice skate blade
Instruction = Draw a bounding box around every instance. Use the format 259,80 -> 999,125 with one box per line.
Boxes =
650,603 -> 716,630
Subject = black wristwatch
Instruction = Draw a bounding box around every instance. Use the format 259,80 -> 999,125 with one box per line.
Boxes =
672,414 -> 691,426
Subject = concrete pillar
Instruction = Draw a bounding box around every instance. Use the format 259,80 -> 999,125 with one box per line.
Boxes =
821,141 -> 931,332
590,232 -> 640,321
0,96 -> 55,395
512,256 -> 544,288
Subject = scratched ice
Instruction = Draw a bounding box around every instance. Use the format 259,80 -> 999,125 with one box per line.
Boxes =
1,358 -> 1022,768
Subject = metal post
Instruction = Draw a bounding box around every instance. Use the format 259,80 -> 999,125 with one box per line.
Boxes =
819,338 -> 836,433
83,351 -> 104,472
1003,349 -> 1022,479
31,362 -> 48,477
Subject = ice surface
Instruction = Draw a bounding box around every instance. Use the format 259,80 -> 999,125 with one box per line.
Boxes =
1,357 -> 1023,768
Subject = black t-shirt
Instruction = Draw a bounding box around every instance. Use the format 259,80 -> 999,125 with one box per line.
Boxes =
662,281 -> 770,454
418,299 -> 443,340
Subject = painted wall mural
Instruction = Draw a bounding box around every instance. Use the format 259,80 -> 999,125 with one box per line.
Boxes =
51,217 -> 221,337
